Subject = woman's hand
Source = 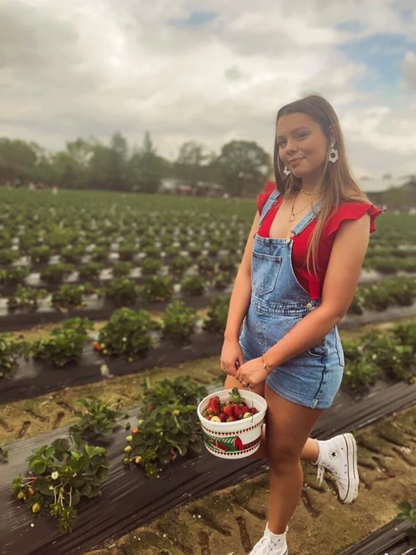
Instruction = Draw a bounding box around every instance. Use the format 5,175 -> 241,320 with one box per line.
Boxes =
220,339 -> 244,376
234,357 -> 268,388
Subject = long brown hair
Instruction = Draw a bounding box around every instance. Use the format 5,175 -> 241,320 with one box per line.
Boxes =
273,94 -> 371,277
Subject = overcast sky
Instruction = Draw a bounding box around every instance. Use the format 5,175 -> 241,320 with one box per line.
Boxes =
1,0 -> 415,191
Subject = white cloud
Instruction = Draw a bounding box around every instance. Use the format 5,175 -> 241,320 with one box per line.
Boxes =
0,0 -> 415,187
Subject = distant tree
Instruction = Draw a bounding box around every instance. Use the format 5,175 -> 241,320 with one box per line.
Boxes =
0,138 -> 37,182
217,140 -> 271,197
175,141 -> 209,187
133,131 -> 164,193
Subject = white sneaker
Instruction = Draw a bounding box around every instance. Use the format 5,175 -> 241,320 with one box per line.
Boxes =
249,523 -> 289,555
313,433 -> 359,503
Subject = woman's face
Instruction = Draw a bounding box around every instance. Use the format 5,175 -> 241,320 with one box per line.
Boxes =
276,112 -> 330,180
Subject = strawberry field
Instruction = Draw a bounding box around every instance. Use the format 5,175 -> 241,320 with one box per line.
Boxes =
0,187 -> 416,555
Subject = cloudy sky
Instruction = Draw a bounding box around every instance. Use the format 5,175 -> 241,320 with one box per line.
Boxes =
1,0 -> 415,191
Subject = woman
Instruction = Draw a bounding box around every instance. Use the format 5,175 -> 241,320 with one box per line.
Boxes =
221,94 -> 383,555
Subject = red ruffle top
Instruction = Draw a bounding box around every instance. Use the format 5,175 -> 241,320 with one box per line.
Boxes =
256,181 -> 383,299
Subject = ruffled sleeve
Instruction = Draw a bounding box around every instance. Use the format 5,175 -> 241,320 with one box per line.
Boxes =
257,181 -> 276,214
326,202 -> 383,237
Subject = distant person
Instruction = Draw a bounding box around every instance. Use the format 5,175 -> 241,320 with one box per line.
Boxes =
221,94 -> 383,554
28,182 -> 35,192
52,186 -> 58,195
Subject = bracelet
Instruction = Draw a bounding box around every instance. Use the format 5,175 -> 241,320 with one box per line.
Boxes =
261,354 -> 272,375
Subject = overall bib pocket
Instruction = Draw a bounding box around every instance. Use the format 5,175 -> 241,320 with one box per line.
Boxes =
252,252 -> 282,296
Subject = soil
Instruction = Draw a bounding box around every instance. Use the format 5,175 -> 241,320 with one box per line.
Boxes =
84,404 -> 416,555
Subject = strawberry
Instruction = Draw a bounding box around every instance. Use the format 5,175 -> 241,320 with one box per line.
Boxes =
233,404 -> 243,419
93,342 -> 103,352
223,404 -> 234,417
27,488 -> 35,498
211,416 -> 221,422
208,396 -> 221,414
241,405 -> 251,415
218,413 -> 228,422
227,415 -> 236,422
148,404 -> 155,411
250,407 -> 258,415
131,427 -> 139,435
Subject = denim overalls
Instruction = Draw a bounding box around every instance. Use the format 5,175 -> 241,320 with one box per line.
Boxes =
239,188 -> 345,410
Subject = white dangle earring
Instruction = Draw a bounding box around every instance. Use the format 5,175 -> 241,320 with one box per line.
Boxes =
329,142 -> 339,163
283,166 -> 291,175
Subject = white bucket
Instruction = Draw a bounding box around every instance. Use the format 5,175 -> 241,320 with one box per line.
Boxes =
197,389 -> 267,459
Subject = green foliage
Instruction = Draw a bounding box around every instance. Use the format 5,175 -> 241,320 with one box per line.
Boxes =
51,284 -> 93,308
78,262 -> 102,281
112,261 -> 133,277
98,308 -> 154,361
139,276 -> 174,303
12,437 -> 110,533
0,266 -> 29,285
7,285 -> 48,312
40,263 -> 74,284
32,318 -> 93,367
104,277 -> 138,306
0,334 -> 31,379
180,275 -> 205,296
161,301 -> 197,342
0,445 -> 8,462
203,295 -> 230,334
397,502 -> 416,547
123,376 -> 208,478
69,398 -> 123,438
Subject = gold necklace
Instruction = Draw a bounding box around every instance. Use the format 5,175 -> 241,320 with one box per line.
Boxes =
289,194 -> 312,222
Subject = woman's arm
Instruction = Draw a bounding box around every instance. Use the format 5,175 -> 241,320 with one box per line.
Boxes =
223,211 -> 260,341
262,214 -> 371,370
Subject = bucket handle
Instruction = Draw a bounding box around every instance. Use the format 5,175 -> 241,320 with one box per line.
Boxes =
235,360 -> 255,423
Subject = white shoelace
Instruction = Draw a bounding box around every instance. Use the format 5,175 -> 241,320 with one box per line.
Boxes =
316,463 -> 325,486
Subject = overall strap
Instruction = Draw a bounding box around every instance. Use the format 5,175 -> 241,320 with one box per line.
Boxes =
291,199 -> 324,236
258,188 -> 281,229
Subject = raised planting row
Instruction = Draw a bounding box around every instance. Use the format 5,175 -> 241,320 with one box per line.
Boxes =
0,276 -> 415,337
0,188 -> 415,268
3,355 -> 416,555
0,296 -> 230,377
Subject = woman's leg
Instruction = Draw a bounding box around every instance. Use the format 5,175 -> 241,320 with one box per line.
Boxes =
263,383 -> 325,534
224,375 -> 320,463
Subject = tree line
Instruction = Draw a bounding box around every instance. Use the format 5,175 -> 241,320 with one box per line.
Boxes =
0,132 -> 272,197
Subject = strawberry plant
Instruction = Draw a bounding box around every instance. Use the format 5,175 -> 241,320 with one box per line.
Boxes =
51,284 -> 92,309
69,398 -> 124,438
0,444 -> 8,462
0,333 -> 31,379
203,295 -> 230,334
112,261 -> 133,278
7,285 -> 48,312
0,266 -> 29,286
397,502 -> 416,547
180,275 -> 205,296
392,322 -> 416,353
104,277 -> 138,306
197,256 -> 215,277
161,301 -> 197,342
212,272 -> 232,291
98,308 -> 154,361
218,255 -> 236,272
12,437 -> 110,533
0,249 -> 19,265
32,318 -> 93,367
140,257 -> 163,275
139,276 -> 174,303
78,262 -> 103,281
30,245 -> 52,264
123,376 -> 208,477
169,255 -> 189,276
141,245 -> 161,258
61,245 -> 86,264
92,246 -> 109,262
118,242 -> 137,261
40,263 -> 75,284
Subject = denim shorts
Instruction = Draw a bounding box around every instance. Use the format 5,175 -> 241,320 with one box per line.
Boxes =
239,303 -> 345,410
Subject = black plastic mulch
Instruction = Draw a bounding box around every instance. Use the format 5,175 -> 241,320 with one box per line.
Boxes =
2,378 -> 416,555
